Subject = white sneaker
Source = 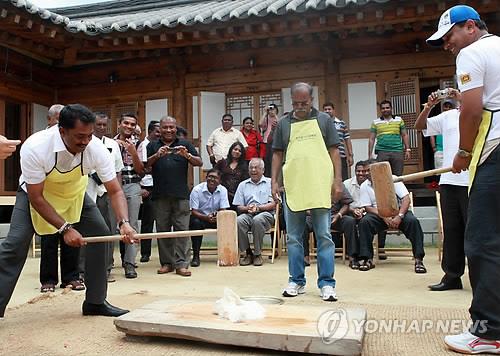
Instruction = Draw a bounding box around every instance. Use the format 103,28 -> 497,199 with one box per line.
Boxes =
445,331 -> 500,354
282,282 -> 305,297
320,285 -> 338,302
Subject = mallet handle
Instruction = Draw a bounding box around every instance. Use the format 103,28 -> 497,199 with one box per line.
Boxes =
83,229 -> 218,243
393,167 -> 452,183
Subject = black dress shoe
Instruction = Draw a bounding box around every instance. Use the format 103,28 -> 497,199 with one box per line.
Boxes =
124,263 -> 137,279
140,256 -> 150,263
82,300 -> 129,317
428,280 -> 463,291
190,255 -> 200,267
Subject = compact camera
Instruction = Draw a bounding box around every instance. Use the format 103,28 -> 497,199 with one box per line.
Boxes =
436,88 -> 451,99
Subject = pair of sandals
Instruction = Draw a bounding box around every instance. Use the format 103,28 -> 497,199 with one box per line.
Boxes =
359,259 -> 375,271
40,280 -> 85,293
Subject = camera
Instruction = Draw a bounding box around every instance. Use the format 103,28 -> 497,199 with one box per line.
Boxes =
436,88 -> 451,100
166,146 -> 180,153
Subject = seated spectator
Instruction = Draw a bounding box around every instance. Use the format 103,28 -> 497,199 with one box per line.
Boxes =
241,117 -> 265,161
189,169 -> 229,267
233,158 -> 276,266
357,163 -> 426,273
216,142 -> 249,209
343,160 -> 369,267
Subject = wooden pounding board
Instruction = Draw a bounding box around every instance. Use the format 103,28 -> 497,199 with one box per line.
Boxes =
114,299 -> 366,355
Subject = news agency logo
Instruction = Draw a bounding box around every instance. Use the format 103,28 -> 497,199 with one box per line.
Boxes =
317,308 -> 489,344
317,308 -> 350,344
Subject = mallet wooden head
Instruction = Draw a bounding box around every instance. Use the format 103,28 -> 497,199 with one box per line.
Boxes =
369,162 -> 399,218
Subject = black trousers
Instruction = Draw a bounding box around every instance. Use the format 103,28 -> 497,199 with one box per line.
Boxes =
190,216 -> 216,256
358,212 -> 425,260
440,184 -> 468,282
466,144 -> 500,339
40,233 -> 80,285
140,187 -> 155,258
341,157 -> 349,181
0,190 -> 108,317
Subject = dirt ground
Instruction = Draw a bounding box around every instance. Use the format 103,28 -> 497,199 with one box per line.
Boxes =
2,248 -> 471,355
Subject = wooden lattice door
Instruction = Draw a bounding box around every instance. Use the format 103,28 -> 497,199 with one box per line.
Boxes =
386,78 -> 423,174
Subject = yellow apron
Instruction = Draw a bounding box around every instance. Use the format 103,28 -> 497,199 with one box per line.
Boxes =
30,152 -> 88,235
282,119 -> 333,212
468,109 -> 494,191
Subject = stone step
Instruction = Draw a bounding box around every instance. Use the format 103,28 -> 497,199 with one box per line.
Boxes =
413,206 -> 438,219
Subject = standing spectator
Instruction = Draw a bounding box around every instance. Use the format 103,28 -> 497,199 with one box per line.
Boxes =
189,168 -> 229,267
415,89 -> 468,291
234,158 -> 275,267
259,103 -> 279,145
176,126 -> 188,139
427,6 -> 500,351
216,142 -> 249,209
430,100 -> 455,169
323,102 -> 353,180
368,100 -> 411,176
39,104 -> 83,292
46,104 -> 64,128
84,113 -> 124,283
241,117 -> 265,161
138,121 -> 160,263
147,116 -> 202,277
206,114 -> 248,165
114,113 -> 145,279
272,82 -> 343,302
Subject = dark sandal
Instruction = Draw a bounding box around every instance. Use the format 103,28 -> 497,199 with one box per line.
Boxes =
415,260 -> 427,274
349,260 -> 360,270
40,283 -> 55,293
359,261 -> 370,271
61,280 -> 86,291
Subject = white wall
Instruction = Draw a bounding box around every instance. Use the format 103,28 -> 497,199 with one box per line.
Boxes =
199,92 -> 225,169
350,138 -> 369,176
145,99 -> 168,129
32,103 -> 48,133
347,82 -> 378,130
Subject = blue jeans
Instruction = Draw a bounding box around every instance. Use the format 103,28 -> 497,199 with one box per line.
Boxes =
283,195 -> 336,289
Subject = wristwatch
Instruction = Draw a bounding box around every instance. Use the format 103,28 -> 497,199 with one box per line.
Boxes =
398,213 -> 405,219
457,148 -> 472,158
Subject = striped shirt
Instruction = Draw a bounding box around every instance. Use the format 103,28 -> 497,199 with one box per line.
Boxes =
333,117 -> 350,158
370,116 -> 406,152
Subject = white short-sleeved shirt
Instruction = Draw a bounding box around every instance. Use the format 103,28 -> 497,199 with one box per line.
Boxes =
343,176 -> 363,208
423,109 -> 469,186
140,137 -> 153,187
189,182 -> 230,215
359,178 -> 408,208
86,136 -> 124,201
20,125 -> 116,191
232,176 -> 272,207
456,34 -> 500,142
207,127 -> 248,162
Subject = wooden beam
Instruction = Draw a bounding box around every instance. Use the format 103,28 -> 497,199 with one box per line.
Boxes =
63,47 -> 78,66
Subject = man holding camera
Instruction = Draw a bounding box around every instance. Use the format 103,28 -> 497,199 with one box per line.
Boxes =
415,89 -> 468,291
146,116 -> 202,276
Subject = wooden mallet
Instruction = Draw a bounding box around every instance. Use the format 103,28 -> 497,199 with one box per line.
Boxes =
82,210 -> 239,267
370,162 -> 452,217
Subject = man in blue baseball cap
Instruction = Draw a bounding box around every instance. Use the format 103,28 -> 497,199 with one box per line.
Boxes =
428,5 -> 500,354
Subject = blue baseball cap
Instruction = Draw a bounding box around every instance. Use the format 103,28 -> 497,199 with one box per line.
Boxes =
427,5 -> 481,46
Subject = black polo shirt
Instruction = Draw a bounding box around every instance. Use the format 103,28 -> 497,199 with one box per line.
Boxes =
147,137 -> 199,200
